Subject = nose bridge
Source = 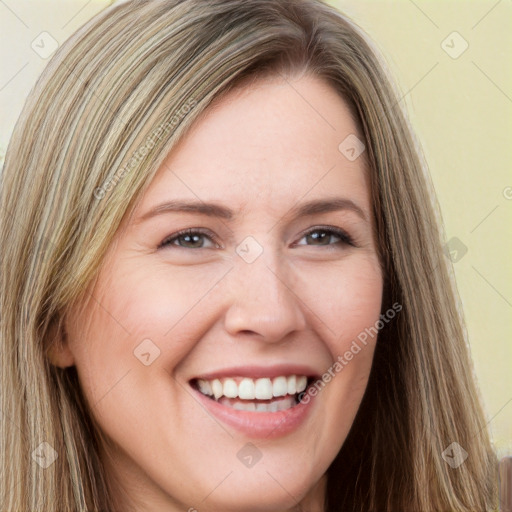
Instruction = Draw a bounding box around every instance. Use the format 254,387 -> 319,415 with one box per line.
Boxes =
223,236 -> 307,341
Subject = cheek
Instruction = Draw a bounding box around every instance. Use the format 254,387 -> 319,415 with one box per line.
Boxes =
334,266 -> 383,352
295,252 -> 383,351
308,257 -> 383,424
70,262 -> 220,350
114,259 -> 230,333
65,262 -> 229,406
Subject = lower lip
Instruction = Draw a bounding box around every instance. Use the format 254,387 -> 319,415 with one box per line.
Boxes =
192,388 -> 316,439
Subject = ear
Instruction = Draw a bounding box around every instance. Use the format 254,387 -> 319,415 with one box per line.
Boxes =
46,315 -> 75,368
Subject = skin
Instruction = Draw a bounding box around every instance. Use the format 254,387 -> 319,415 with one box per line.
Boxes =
53,72 -> 384,512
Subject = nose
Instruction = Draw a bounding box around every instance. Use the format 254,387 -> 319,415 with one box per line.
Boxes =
223,247 -> 307,343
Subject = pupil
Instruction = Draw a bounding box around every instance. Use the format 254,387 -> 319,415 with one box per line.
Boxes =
308,231 -> 328,245
183,234 -> 202,248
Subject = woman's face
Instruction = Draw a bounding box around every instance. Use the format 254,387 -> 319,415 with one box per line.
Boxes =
61,73 -> 383,512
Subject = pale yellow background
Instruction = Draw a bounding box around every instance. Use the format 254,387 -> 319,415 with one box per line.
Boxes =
1,0 -> 510,458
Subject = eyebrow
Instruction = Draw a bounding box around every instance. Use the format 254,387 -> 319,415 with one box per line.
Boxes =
135,197 -> 368,224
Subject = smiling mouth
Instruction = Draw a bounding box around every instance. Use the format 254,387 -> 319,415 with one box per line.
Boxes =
191,375 -> 313,413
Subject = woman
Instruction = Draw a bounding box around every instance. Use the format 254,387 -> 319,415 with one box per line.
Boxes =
0,0 -> 499,510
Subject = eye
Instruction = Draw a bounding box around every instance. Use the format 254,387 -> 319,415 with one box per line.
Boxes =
158,228 -> 218,250
158,225 -> 355,251
295,226 -> 354,248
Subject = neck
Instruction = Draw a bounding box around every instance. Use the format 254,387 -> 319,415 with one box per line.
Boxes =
294,473 -> 327,512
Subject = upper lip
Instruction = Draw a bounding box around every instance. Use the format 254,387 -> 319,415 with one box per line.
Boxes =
190,364 -> 321,382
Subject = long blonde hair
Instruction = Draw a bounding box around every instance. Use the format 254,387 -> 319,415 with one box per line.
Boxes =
0,1 -> 498,510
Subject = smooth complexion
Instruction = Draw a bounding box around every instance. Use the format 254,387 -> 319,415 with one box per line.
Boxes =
54,73 -> 384,512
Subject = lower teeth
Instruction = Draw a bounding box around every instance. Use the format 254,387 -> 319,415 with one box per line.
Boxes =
218,395 -> 297,412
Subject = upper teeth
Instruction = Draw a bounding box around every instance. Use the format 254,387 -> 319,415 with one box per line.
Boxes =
197,375 -> 308,400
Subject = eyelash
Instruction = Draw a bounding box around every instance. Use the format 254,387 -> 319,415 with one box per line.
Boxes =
158,226 -> 355,250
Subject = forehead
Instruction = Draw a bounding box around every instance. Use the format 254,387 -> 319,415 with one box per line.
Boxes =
135,73 -> 369,219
